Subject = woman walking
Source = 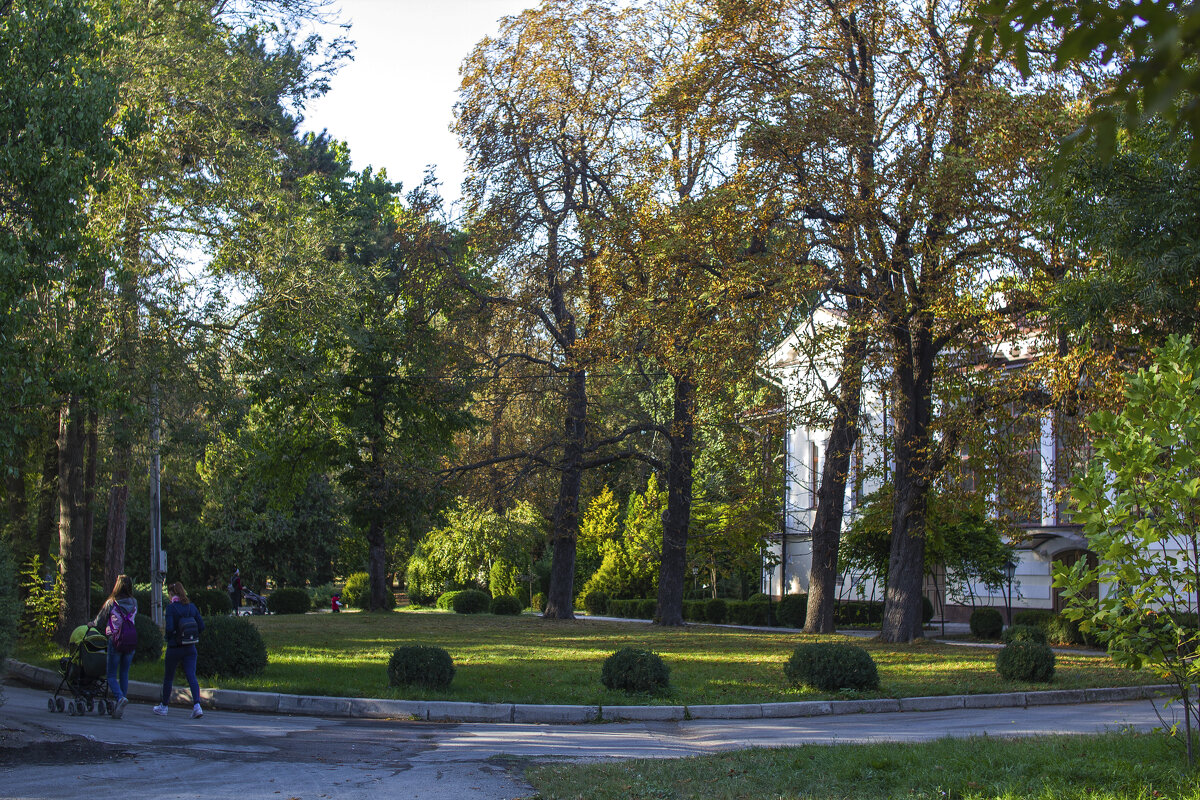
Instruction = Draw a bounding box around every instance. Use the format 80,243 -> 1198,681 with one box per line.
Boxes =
92,574 -> 137,719
155,581 -> 206,719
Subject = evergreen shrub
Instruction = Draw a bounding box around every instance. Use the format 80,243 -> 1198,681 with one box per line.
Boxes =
436,590 -> 463,610
343,572 -> 371,609
1013,609 -> 1055,629
132,614 -> 163,663
191,588 -> 232,616
451,589 -> 490,614
1002,623 -> 1048,645
583,590 -> 609,616
489,594 -> 521,615
704,597 -> 728,624
531,592 -> 546,612
922,595 -> 935,624
600,647 -> 670,694
388,644 -> 455,690
196,615 -> 268,678
970,607 -> 1004,639
682,599 -> 705,621
727,598 -> 771,626
784,643 -> 879,691
308,583 -> 337,610
996,641 -> 1056,682
267,587 -> 311,615
833,600 -> 885,626
776,594 -> 808,628
1046,612 -> 1097,646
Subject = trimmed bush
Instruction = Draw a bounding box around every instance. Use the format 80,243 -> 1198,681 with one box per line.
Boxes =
267,587 -> 311,615
531,592 -> 546,612
969,607 -> 1004,639
1046,612 -> 1097,646
747,592 -> 768,602
704,598 -> 728,624
191,588 -> 233,616
435,590 -> 463,610
388,644 -> 455,690
727,598 -> 771,626
1013,609 -> 1055,629
776,594 -> 808,629
996,641 -> 1056,682
600,647 -> 670,694
132,614 -> 163,664
922,595 -> 935,625
582,591 -> 609,616
784,643 -> 879,691
1002,623 -> 1048,645
682,599 -> 705,621
196,615 -> 268,678
833,600 -> 885,626
451,589 -> 490,614
343,572 -> 371,609
489,594 -> 522,615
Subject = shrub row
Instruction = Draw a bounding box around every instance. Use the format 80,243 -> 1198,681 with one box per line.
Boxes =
266,587 -> 311,615
196,615 -> 268,678
603,596 -> 933,627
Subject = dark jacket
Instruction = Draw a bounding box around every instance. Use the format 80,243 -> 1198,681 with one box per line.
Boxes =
164,599 -> 205,648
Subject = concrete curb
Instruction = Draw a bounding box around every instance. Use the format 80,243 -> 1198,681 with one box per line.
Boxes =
4,659 -> 1176,725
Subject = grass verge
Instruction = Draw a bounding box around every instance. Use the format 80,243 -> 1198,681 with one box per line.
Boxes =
16,610 -> 1159,706
524,732 -> 1200,799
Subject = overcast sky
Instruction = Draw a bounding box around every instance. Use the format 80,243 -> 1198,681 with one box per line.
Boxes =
300,0 -> 534,212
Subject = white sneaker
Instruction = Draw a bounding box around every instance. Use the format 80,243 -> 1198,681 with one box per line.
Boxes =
113,697 -> 128,719
191,703 -> 203,719
153,704 -> 168,716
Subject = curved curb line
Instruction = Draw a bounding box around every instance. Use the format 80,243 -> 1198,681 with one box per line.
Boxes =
4,659 -> 1175,725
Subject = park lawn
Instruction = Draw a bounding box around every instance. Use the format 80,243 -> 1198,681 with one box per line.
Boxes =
17,610 -> 1161,706
522,732 -> 1200,799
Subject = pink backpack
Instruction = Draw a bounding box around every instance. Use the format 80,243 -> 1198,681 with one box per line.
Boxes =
106,604 -> 138,654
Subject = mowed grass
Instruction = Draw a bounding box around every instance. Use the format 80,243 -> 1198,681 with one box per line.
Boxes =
523,732 -> 1200,799
17,610 -> 1161,706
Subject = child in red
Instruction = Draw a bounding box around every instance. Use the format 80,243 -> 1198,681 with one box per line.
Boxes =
331,594 -> 344,612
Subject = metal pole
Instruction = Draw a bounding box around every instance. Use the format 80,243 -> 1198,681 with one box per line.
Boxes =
150,383 -> 164,627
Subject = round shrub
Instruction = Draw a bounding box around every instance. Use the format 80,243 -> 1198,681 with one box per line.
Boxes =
600,647 -> 670,694
784,643 -> 880,692
191,588 -> 233,616
969,607 -> 1004,640
1013,609 -> 1054,629
582,590 -> 608,616
704,597 -> 728,624
267,587 -> 311,615
1002,623 -> 1048,645
922,595 -> 935,625
132,614 -> 163,664
489,594 -> 522,615
531,592 -> 546,612
747,592 -> 768,603
436,590 -> 463,610
196,615 -> 268,678
1046,612 -> 1097,646
451,589 -> 490,614
996,641 -> 1056,682
776,594 -> 808,628
343,572 -> 371,609
388,644 -> 455,690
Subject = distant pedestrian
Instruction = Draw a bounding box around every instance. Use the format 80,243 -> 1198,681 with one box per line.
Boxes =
92,574 -> 137,720
155,581 -> 205,719
229,568 -> 243,614
331,593 -> 344,613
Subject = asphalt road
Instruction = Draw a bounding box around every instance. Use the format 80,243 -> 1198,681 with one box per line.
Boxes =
0,682 -> 1178,800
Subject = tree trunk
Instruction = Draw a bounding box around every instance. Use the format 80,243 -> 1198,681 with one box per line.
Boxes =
34,421 -> 58,567
105,466 -> 129,592
880,324 -> 935,643
544,366 -> 587,619
82,408 -> 98,609
656,371 -> 695,626
55,398 -> 89,644
367,515 -> 390,610
805,322 -> 868,634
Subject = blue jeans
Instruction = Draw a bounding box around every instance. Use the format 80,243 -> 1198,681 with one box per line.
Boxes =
106,647 -> 134,701
161,645 -> 200,706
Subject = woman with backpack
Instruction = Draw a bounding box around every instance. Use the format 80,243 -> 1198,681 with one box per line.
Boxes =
155,581 -> 206,719
92,574 -> 137,720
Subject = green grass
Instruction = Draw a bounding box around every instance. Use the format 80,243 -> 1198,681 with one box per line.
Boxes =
523,732 -> 1200,799
16,610 -> 1161,706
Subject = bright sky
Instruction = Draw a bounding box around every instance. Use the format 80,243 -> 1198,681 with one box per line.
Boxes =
301,0 -> 535,213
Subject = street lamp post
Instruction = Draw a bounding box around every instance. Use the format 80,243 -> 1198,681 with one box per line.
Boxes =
1003,559 -> 1017,626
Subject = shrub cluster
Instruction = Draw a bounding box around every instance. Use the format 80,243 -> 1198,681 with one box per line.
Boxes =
343,572 -> 371,609
191,588 -> 232,616
489,594 -> 522,615
776,594 -> 808,628
704,598 -> 728,624
1013,609 -> 1055,629
969,607 -> 1004,639
582,591 -> 608,616
308,583 -> 337,610
784,643 -> 880,692
388,644 -> 455,690
530,592 -> 546,612
1046,613 -> 1097,646
1002,623 -> 1047,645
451,589 -> 490,614
996,641 -> 1055,682
600,647 -> 670,694
132,614 -> 163,663
608,598 -> 658,620
267,587 -> 311,615
435,590 -> 462,610
196,615 -> 268,678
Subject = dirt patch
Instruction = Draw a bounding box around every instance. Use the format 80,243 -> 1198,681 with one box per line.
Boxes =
0,723 -> 131,766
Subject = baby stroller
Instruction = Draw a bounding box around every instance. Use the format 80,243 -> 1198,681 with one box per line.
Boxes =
47,624 -> 112,716
241,588 -> 269,615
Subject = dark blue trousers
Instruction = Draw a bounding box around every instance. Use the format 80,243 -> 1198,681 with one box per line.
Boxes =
161,644 -> 200,705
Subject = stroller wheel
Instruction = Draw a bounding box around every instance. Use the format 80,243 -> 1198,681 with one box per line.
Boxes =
95,701 -> 106,715
66,700 -> 76,716
47,697 -> 56,712
55,696 -> 65,712
86,698 -> 94,712
106,700 -> 115,715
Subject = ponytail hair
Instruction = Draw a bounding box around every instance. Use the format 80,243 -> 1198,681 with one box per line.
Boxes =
169,581 -> 190,604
